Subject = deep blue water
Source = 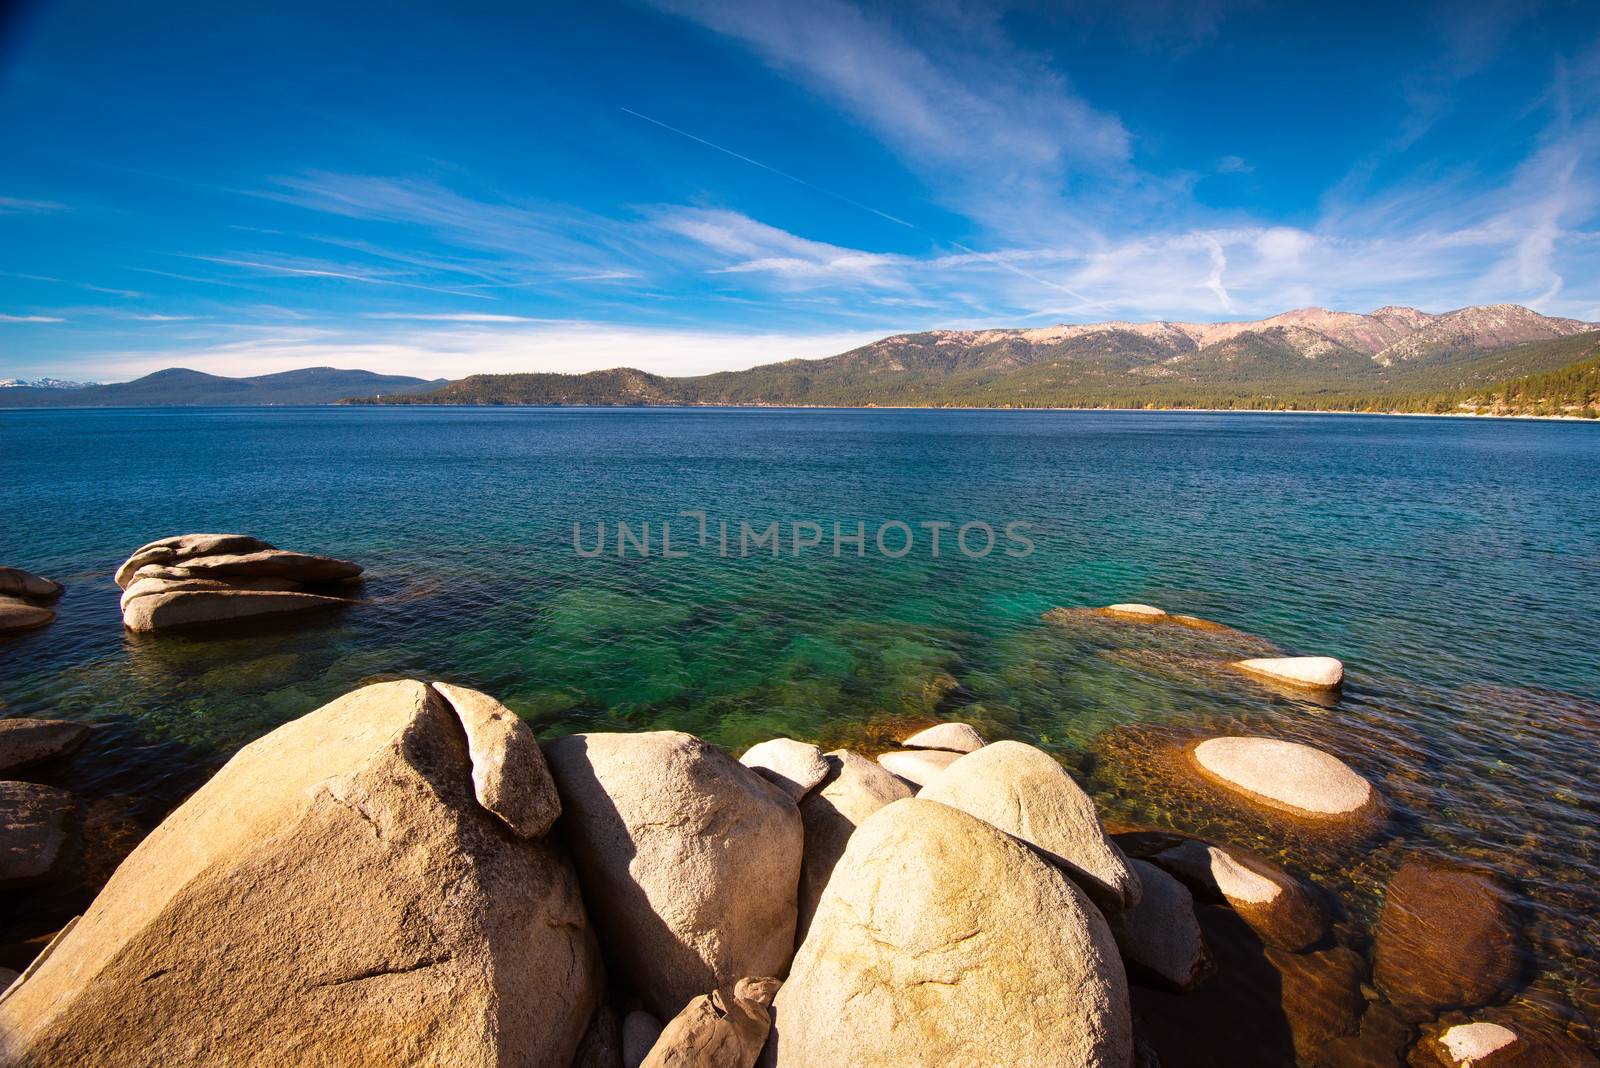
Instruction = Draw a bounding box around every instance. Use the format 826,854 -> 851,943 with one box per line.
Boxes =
3,406 -> 1599,1015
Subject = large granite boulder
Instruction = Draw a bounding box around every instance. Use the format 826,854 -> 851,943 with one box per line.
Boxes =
1191,736 -> 1380,822
0,781 -> 73,886
641,976 -> 779,1068
115,534 -> 362,633
739,739 -> 829,803
1110,858 -> 1210,990
771,798 -> 1131,1067
1150,838 -> 1330,951
917,740 -> 1142,912
795,750 -> 913,940
0,718 -> 89,774
0,680 -> 602,1066
1373,857 -> 1526,1021
543,731 -> 804,1019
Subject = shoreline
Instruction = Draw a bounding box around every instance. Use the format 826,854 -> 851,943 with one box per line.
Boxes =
2,400 -> 1595,422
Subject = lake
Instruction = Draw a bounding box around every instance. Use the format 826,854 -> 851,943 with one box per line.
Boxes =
3,406 -> 1599,1020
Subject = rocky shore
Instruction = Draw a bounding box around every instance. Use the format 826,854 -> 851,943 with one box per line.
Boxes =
0,547 -> 1595,1066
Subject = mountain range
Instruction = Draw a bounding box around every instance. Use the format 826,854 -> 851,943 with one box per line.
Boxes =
6,305 -> 1598,414
0,367 -> 446,408
350,303 -> 1600,413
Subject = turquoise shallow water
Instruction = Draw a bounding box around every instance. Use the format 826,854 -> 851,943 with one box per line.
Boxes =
3,407 -> 1600,1028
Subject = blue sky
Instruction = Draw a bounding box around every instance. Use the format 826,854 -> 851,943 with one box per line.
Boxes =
2,0 -> 1598,381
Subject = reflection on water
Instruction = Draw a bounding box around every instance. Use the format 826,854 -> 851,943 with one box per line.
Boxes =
2,406 -> 1599,1048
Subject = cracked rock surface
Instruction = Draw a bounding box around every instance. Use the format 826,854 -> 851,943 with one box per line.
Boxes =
0,679 -> 601,1067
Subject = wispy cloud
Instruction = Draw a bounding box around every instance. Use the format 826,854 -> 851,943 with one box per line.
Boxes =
0,271 -> 142,298
0,196 -> 68,214
361,312 -> 549,322
0,313 -> 65,323
644,0 -> 1135,238
188,254 -> 496,298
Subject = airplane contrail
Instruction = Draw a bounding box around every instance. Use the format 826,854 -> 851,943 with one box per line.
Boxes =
620,106 -> 1109,311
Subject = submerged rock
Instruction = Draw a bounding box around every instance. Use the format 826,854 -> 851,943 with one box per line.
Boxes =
1373,857 -> 1525,1021
917,740 -> 1142,912
771,798 -> 1131,1067
0,781 -> 73,886
739,739 -> 829,802
544,730 -> 803,1019
1150,838 -> 1329,951
1266,944 -> 1367,1061
1104,603 -> 1168,619
641,976 -> 779,1068
796,750 -> 912,940
0,719 -> 89,774
874,748 -> 962,787
899,721 -> 986,753
1417,1021 -> 1520,1066
0,567 -> 62,603
0,598 -> 54,635
1109,858 -> 1210,991
1191,736 -> 1379,821
1131,904 -> 1362,1068
115,534 -> 362,633
1409,1013 -> 1600,1068
1231,655 -> 1345,690
0,680 -> 603,1066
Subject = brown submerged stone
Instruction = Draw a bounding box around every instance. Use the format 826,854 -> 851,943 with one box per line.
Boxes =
1151,837 -> 1332,951
1131,904 -> 1364,1068
1374,857 -> 1527,1021
1409,1008 -> 1600,1068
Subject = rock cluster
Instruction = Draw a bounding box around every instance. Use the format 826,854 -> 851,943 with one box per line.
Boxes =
0,566 -> 62,636
0,667 -> 1578,1068
114,533 -> 363,632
